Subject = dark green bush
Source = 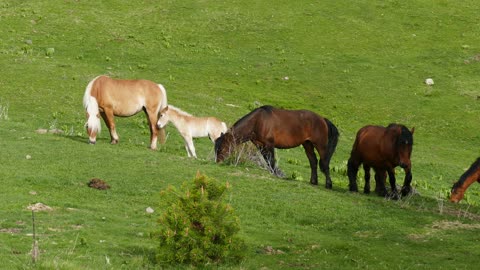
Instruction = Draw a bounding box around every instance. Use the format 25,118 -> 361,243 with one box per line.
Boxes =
154,172 -> 245,266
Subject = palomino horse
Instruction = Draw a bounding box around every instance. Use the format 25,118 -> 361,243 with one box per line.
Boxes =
157,105 -> 227,158
214,105 -> 339,188
83,75 -> 167,150
450,157 -> 480,203
347,124 -> 414,199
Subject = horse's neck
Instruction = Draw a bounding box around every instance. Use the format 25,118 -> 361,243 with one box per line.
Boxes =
231,119 -> 254,144
168,108 -> 190,127
464,166 -> 480,188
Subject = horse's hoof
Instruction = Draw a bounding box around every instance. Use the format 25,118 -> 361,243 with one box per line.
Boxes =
310,180 -> 318,186
386,192 -> 400,200
88,140 -> 96,145
273,168 -> 285,178
325,183 -> 332,189
110,140 -> 118,145
401,186 -> 412,197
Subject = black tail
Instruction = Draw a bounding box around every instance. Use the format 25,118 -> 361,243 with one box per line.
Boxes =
325,118 -> 339,164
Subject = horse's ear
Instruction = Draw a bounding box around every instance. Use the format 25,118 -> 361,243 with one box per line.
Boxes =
410,127 -> 415,135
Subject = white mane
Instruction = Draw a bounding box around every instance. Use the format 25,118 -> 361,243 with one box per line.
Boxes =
168,105 -> 192,117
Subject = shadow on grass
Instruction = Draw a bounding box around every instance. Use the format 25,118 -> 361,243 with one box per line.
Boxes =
61,134 -> 112,145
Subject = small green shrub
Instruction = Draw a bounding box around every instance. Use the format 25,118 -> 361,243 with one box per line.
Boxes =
154,172 -> 245,266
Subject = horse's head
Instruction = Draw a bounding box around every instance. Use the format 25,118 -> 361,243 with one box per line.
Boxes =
391,125 -> 414,169
449,181 -> 465,203
214,132 -> 234,162
157,106 -> 170,128
85,111 -> 101,144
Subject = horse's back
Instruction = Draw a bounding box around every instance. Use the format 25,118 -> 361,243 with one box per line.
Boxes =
273,108 -> 326,134
254,107 -> 329,147
93,76 -> 162,97
351,125 -> 388,164
91,76 -> 164,116
355,125 -> 385,145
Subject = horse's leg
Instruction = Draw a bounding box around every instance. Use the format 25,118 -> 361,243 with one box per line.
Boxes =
387,169 -> 400,200
363,165 -> 371,194
401,167 -> 413,197
144,108 -> 159,150
374,169 -> 387,197
183,135 -> 197,158
302,141 -> 319,185
100,109 -> 119,144
316,145 -> 333,189
347,157 -> 360,192
257,145 -> 283,177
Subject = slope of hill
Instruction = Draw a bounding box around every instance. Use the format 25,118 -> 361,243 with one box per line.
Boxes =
1,0 -> 479,269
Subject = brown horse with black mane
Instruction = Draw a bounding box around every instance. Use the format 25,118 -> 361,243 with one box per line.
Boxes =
214,105 -> 339,188
347,124 -> 414,199
450,157 -> 480,203
83,75 -> 168,150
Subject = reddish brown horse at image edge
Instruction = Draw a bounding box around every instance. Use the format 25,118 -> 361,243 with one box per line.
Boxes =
83,75 -> 168,150
347,124 -> 414,199
450,157 -> 480,203
214,105 -> 339,188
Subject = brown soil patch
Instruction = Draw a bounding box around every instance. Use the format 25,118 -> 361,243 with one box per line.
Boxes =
87,178 -> 110,190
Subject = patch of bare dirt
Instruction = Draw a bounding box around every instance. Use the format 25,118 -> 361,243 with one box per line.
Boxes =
27,203 -> 52,212
408,220 -> 480,241
0,228 -> 22,234
464,54 -> 480,64
431,220 -> 480,230
262,246 -> 285,255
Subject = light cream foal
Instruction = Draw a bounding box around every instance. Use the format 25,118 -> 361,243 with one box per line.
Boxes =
157,105 -> 227,158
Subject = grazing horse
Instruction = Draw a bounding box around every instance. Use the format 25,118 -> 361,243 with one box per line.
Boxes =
214,105 -> 339,188
450,157 -> 480,203
83,75 -> 168,150
157,105 -> 228,158
347,124 -> 414,199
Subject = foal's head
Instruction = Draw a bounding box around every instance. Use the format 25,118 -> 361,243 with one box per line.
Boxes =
214,132 -> 234,162
157,106 -> 170,128
389,124 -> 415,169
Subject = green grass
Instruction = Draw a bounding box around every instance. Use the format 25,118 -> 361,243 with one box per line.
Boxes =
1,0 -> 480,269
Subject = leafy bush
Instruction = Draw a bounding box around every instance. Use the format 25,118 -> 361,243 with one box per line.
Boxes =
154,172 -> 245,266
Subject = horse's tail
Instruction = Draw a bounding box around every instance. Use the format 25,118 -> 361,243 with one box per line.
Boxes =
325,118 -> 339,164
157,84 -> 168,144
157,84 -> 168,109
83,76 -> 102,135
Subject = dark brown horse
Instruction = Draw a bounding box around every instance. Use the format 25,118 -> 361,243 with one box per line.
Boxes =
214,106 -> 339,188
347,124 -> 414,199
450,157 -> 480,203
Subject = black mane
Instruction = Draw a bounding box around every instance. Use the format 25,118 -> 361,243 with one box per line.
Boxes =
453,157 -> 480,189
387,123 -> 413,145
232,105 -> 274,128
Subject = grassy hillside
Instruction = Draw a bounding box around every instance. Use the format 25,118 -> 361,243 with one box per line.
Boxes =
1,0 -> 480,269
